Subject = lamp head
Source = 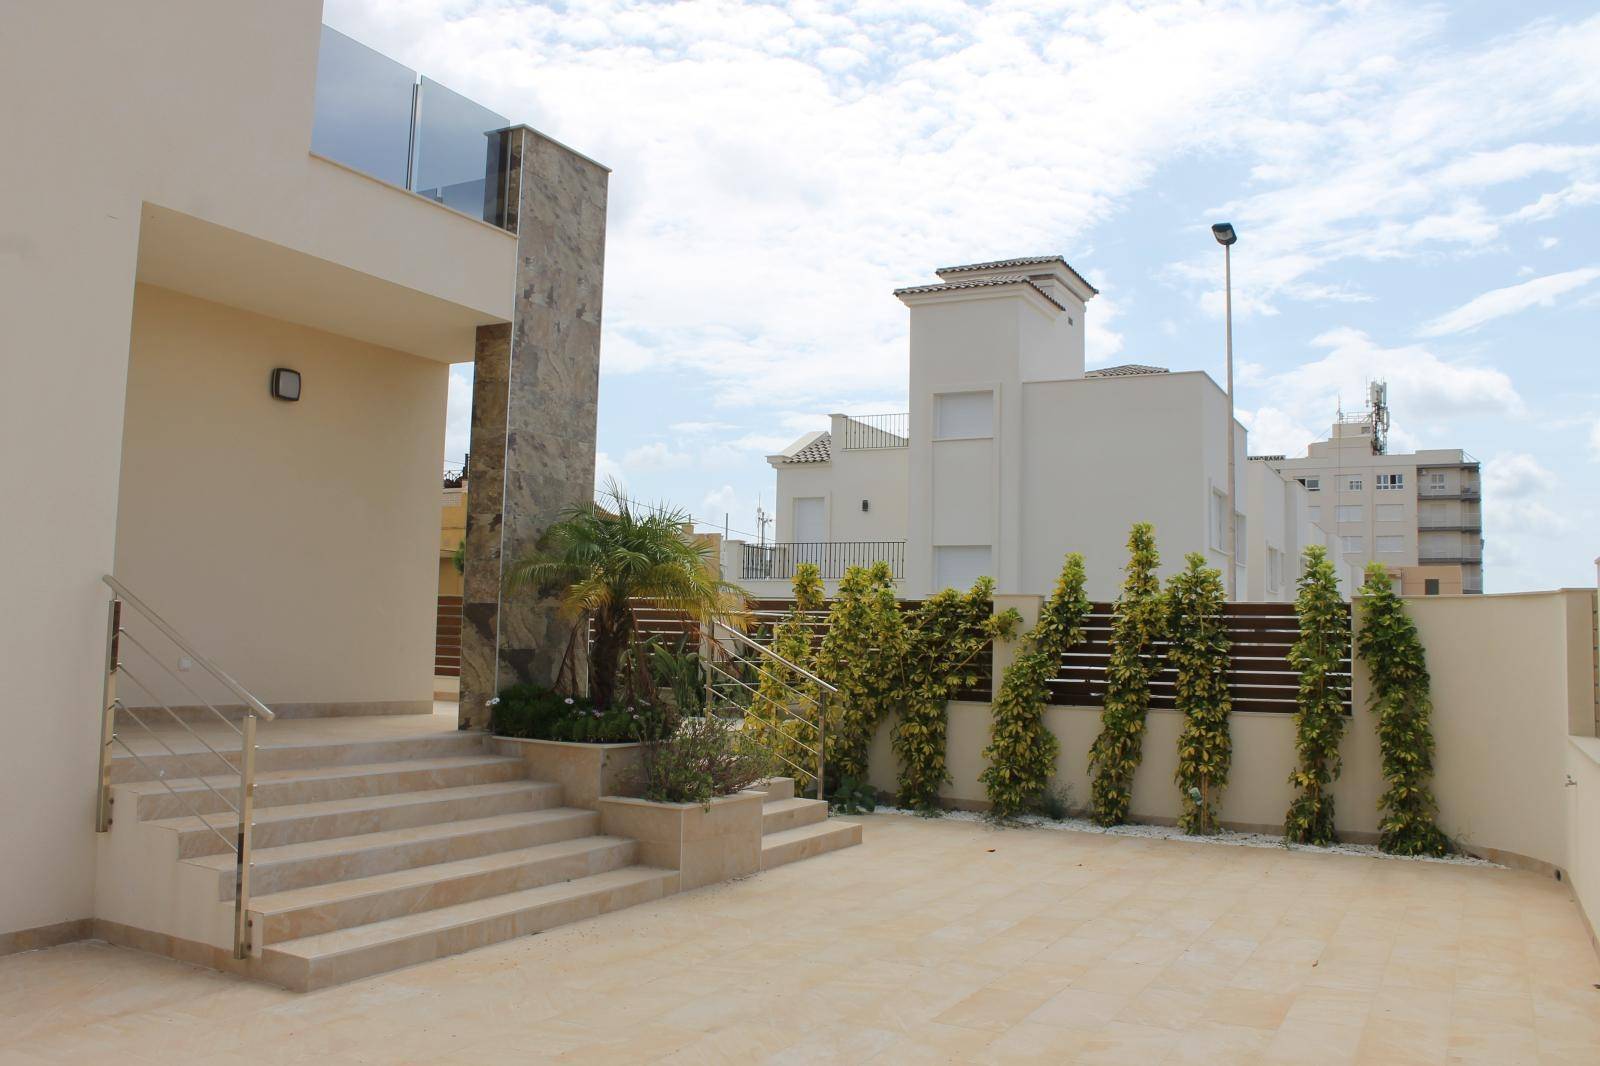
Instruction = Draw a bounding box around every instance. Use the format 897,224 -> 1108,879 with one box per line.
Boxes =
1211,222 -> 1238,246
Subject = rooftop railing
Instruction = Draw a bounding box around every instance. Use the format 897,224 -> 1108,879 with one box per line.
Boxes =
741,541 -> 905,581
311,26 -> 514,230
837,413 -> 909,450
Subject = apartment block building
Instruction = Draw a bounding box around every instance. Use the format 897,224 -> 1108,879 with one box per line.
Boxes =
1265,387 -> 1484,594
729,257 -> 1332,603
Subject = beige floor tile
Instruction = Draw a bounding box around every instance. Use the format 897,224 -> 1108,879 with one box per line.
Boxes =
0,813 -> 1593,1064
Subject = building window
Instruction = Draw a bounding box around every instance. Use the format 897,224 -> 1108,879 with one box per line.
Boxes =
1336,505 -> 1363,523
934,391 -> 993,439
933,545 -> 991,591
1340,535 -> 1364,555
1377,473 -> 1404,490
1266,546 -> 1282,592
1346,476 -> 1363,491
1424,578 -> 1440,595
1427,472 -> 1446,489
1375,503 -> 1403,523
1211,488 -> 1228,550
1302,477 -> 1321,492
1376,535 -> 1404,553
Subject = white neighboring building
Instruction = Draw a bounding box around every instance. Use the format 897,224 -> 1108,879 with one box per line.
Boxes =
726,256 -> 1332,602
1264,388 -> 1484,595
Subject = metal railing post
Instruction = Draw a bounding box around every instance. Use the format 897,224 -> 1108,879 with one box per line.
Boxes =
815,694 -> 826,804
233,712 -> 257,959
96,597 -> 121,832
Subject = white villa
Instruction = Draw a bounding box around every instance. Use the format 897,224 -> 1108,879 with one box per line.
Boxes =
730,256 -> 1332,602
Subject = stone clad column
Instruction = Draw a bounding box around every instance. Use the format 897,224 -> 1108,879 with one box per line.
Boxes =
459,126 -> 609,729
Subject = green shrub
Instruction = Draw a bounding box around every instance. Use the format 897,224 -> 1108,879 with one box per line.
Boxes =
1031,782 -> 1074,821
829,775 -> 878,814
892,578 -> 1018,813
491,682 -> 677,744
814,562 -> 906,782
751,564 -> 826,792
1284,545 -> 1349,845
638,715 -> 773,805
1088,523 -> 1165,826
1357,561 -> 1450,856
981,552 -> 1090,820
1166,552 -> 1231,835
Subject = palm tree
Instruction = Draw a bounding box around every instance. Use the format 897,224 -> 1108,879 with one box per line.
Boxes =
505,481 -> 745,709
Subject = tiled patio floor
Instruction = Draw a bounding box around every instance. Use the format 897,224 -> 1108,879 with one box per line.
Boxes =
3,813 -> 1597,1064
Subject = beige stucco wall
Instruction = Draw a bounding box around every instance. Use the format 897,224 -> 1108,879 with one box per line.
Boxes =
0,1 -> 512,938
115,285 -> 445,706
868,589 -> 1597,891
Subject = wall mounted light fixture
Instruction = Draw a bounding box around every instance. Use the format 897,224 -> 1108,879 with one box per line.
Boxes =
861,499 -> 870,512
270,367 -> 301,402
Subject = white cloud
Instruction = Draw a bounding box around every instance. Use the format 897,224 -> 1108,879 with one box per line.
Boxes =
1417,268 -> 1600,336
1541,236 -> 1560,249
1510,180 -> 1600,222
1484,452 -> 1557,499
595,450 -> 625,488
622,441 -> 694,471
1237,406 -> 1319,458
1246,328 -> 1522,436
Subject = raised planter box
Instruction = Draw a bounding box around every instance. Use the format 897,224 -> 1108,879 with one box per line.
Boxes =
598,791 -> 764,892
490,737 -> 645,810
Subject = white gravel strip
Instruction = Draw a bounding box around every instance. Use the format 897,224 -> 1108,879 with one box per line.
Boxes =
874,806 -> 1502,868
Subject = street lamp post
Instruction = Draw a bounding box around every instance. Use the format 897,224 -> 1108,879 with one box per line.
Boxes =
1211,222 -> 1238,600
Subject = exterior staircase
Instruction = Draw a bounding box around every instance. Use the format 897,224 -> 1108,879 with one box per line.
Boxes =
751,778 -> 862,869
101,727 -> 672,991
98,730 -> 860,991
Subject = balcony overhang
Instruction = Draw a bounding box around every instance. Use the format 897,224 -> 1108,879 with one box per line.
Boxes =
134,203 -> 509,363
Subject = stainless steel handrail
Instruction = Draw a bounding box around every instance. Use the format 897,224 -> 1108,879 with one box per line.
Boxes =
702,618 -> 833,802
96,575 -> 270,960
103,576 -> 275,721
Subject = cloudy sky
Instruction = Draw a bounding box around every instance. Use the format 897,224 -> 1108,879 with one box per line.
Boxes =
326,0 -> 1600,592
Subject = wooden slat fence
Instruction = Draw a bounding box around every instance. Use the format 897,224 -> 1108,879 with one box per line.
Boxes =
1050,601 -> 1351,714
628,598 -> 992,701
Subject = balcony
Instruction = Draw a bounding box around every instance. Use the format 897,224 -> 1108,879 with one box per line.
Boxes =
1419,484 -> 1480,500
837,413 -> 909,450
1417,521 -> 1482,533
311,26 -> 515,230
1419,551 -> 1484,565
741,541 -> 906,581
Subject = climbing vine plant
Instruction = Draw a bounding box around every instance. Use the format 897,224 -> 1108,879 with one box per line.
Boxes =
1284,545 -> 1349,846
980,553 -> 1090,820
751,563 -> 825,793
1357,561 -> 1450,856
814,562 -> 905,782
1167,552 -> 1231,835
1088,523 -> 1165,826
893,579 -> 1019,813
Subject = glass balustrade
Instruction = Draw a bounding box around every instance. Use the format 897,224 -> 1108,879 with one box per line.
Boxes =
310,26 -> 513,230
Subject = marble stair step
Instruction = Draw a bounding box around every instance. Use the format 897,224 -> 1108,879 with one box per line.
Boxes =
267,866 -> 678,991
109,731 -> 491,784
128,755 -> 528,820
760,820 -> 862,871
760,797 -> 827,835
751,777 -> 796,801
190,807 -> 601,898
250,835 -> 638,944
157,780 -> 562,858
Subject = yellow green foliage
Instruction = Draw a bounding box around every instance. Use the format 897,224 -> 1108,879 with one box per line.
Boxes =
1088,523 -> 1164,826
1357,561 -> 1450,856
980,553 -> 1090,819
1284,545 -> 1349,845
750,563 -> 825,792
1166,553 -> 1231,835
814,562 -> 905,782
893,579 -> 1019,812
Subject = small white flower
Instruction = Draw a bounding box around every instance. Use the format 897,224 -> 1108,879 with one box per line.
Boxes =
564,697 -> 575,705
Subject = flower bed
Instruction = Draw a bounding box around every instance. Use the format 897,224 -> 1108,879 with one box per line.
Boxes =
491,683 -> 670,744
